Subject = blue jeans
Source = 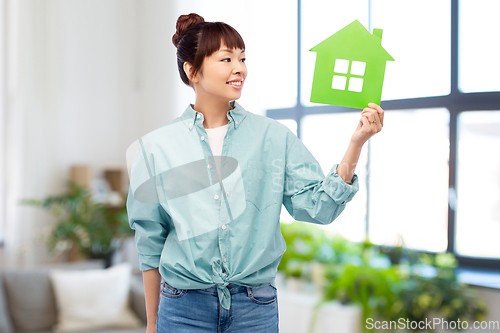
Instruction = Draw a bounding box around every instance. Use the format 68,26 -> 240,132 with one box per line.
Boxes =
156,281 -> 279,332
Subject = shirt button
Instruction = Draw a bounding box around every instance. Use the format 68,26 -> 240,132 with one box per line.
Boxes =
235,121 -> 238,124
196,114 -> 201,118
207,164 -> 212,169
214,194 -> 219,200
201,136 -> 205,141
222,224 -> 226,230
224,257 -> 227,262
226,192 -> 229,197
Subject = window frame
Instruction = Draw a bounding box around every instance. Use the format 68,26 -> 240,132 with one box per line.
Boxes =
266,0 -> 500,270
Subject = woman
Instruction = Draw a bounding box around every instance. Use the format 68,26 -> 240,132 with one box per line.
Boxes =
127,13 -> 384,333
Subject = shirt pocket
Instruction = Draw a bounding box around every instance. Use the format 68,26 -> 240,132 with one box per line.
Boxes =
245,159 -> 278,210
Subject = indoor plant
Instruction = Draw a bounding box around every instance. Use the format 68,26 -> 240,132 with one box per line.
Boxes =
278,221 -> 487,333
19,180 -> 134,267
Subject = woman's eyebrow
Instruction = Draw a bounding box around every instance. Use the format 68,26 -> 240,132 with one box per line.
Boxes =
219,49 -> 245,54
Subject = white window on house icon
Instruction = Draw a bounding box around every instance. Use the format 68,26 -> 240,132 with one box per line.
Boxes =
331,59 -> 366,92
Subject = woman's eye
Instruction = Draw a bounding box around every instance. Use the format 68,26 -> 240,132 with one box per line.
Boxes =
222,58 -> 231,62
240,58 -> 246,62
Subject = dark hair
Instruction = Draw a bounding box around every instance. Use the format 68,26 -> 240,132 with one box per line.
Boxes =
172,13 -> 246,86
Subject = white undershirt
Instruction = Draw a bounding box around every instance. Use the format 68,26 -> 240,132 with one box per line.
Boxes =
205,123 -> 228,182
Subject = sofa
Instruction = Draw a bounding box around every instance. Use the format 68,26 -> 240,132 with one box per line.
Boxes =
0,260 -> 147,333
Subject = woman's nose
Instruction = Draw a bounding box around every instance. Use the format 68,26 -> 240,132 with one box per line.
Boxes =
233,62 -> 245,75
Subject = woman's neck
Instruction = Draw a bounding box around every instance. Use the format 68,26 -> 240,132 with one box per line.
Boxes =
193,95 -> 233,129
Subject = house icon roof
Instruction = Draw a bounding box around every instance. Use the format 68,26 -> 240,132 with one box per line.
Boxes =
309,20 -> 394,62
309,20 -> 394,109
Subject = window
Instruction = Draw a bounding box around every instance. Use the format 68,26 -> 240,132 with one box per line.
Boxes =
369,108 -> 449,252
332,59 -> 366,92
302,112 -> 368,243
268,0 -> 500,269
459,0 -> 500,92
456,111 -> 500,259
370,0 -> 451,100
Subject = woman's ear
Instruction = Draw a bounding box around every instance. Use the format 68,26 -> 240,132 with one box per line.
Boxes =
183,62 -> 198,83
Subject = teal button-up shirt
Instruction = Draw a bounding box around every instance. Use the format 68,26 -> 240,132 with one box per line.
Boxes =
126,101 -> 359,310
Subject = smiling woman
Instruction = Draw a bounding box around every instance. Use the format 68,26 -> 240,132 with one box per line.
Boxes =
127,11 -> 378,333
172,13 -> 247,130
172,14 -> 246,88
186,45 -> 247,114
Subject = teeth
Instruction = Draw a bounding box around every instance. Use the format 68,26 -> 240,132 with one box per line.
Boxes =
227,81 -> 242,86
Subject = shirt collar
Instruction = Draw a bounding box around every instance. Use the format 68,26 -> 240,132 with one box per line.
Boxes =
181,100 -> 247,131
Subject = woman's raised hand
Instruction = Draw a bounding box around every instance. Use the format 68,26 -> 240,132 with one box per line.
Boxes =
350,103 -> 384,146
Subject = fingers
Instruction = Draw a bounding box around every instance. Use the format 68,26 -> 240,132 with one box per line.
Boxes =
361,104 -> 384,132
360,115 -> 378,134
355,117 -> 363,130
361,107 -> 380,125
371,111 -> 382,132
361,108 -> 381,129
361,108 -> 377,122
368,103 -> 384,127
359,115 -> 372,130
360,115 -> 369,126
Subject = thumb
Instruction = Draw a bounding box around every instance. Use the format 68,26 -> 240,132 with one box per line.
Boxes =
359,116 -> 370,129
356,116 -> 366,130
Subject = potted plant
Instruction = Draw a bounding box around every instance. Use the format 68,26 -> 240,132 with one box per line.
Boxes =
389,252 -> 487,332
278,222 -> 488,333
319,241 -> 402,333
19,180 -> 134,267
321,245 -> 487,332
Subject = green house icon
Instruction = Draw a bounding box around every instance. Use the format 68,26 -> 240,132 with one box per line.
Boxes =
309,20 -> 394,109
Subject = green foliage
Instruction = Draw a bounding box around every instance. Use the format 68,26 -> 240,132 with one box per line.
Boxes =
279,222 -> 330,279
19,180 -> 134,259
279,221 -> 487,333
392,253 -> 487,329
324,263 -> 402,322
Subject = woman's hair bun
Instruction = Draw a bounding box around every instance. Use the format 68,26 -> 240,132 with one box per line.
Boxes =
172,13 -> 205,48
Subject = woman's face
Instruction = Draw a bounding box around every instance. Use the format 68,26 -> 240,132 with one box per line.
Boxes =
192,43 -> 247,102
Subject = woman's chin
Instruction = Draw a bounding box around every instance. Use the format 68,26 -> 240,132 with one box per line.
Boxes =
226,92 -> 242,101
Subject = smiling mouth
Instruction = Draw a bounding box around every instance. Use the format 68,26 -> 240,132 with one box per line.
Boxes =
227,81 -> 242,86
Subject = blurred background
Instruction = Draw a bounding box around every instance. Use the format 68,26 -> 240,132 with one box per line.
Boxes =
0,0 -> 499,332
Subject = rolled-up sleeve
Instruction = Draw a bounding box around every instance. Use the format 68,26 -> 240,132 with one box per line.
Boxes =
282,132 -> 359,225
126,142 -> 169,271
